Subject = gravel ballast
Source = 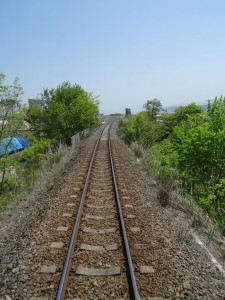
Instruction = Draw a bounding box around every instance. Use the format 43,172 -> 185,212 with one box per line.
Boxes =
0,123 -> 225,299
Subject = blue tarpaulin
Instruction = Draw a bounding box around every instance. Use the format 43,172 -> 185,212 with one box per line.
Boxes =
14,136 -> 30,148
0,136 -> 30,156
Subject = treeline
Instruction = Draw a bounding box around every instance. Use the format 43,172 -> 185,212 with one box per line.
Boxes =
118,97 -> 225,234
0,74 -> 99,205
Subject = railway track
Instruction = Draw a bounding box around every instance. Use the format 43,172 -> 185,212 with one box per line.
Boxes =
1,122 -> 223,299
56,123 -> 139,299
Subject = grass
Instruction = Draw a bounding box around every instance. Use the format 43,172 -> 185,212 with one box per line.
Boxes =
0,143 -> 76,212
157,184 -> 170,207
176,226 -> 193,243
130,143 -> 143,158
126,139 -> 225,243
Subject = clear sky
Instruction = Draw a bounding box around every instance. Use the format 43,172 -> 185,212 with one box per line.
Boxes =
1,0 -> 225,114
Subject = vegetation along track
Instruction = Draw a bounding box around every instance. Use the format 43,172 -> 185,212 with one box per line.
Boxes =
1,122 -> 225,299
56,122 -> 140,299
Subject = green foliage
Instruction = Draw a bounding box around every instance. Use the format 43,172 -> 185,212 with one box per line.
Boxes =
118,111 -> 164,147
151,139 -> 178,168
26,105 -> 45,138
148,140 -> 179,181
0,73 -> 26,140
172,114 -> 212,185
173,103 -> 203,124
168,99 -> 225,228
2,175 -> 19,192
0,77 -> 100,210
199,179 -> 225,234
0,136 -> 65,211
159,112 -> 176,137
29,82 -> 99,143
143,98 -> 163,121
160,103 -> 203,137
20,138 -> 50,163
0,73 -> 23,104
0,73 -> 27,192
119,96 -> 225,234
172,101 -> 225,188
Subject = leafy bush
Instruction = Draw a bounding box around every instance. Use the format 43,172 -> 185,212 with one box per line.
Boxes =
200,179 -> 225,231
118,111 -> 164,147
119,97 -> 225,234
147,140 -> 179,182
20,138 -> 51,164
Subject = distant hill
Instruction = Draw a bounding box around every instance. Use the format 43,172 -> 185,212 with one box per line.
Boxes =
200,104 -> 208,111
165,102 -> 208,113
165,106 -> 177,113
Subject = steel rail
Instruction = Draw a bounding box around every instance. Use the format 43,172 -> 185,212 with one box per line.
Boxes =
56,124 -> 107,300
108,127 -> 140,300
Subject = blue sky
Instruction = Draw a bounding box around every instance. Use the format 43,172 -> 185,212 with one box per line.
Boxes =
1,0 -> 225,114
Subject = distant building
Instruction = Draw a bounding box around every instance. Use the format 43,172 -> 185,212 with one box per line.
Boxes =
109,113 -> 123,116
125,108 -> 131,116
28,99 -> 45,109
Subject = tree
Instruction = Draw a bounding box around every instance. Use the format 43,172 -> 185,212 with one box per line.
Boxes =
173,103 -> 203,124
143,98 -> 163,121
172,114 -> 214,186
160,103 -> 203,137
207,96 -> 225,131
0,73 -> 26,192
118,111 -> 164,148
172,98 -> 225,188
0,73 -> 25,138
29,82 -> 99,144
